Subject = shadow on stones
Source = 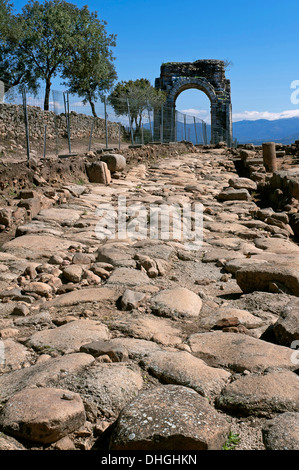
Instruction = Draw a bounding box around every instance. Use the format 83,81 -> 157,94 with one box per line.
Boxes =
217,293 -> 243,301
91,422 -> 116,450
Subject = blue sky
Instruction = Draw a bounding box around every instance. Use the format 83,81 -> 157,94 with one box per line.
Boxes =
10,0 -> 299,122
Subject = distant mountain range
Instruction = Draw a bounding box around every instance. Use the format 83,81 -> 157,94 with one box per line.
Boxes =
232,117 -> 299,145
174,117 -> 299,145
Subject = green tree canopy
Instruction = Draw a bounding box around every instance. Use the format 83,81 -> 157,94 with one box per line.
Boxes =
62,6 -> 117,117
0,0 -> 117,111
0,0 -> 38,93
108,78 -> 166,133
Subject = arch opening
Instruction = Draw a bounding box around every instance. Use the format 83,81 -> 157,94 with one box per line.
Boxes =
175,88 -> 211,144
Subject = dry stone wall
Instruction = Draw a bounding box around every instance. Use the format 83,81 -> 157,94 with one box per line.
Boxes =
0,103 -> 121,142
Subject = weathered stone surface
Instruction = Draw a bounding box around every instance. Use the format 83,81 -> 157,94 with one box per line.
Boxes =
0,208 -> 12,227
262,412 -> 299,450
110,385 -> 231,450
0,339 -> 32,373
86,161 -> 111,184
188,331 -> 297,372
202,248 -> 244,264
46,286 -> 120,308
72,252 -> 94,265
236,263 -> 299,296
0,388 -> 86,444
0,353 -> 95,402
14,311 -> 53,328
272,298 -> 299,346
224,257 -> 268,274
80,340 -> 129,362
228,177 -> 257,191
2,235 -> 83,257
217,188 -> 251,201
134,241 -> 175,261
23,281 -> 53,297
204,221 -> 256,239
141,350 -> 231,398
101,154 -> 126,173
18,197 -> 41,218
107,267 -> 150,286
216,370 -> 299,417
11,303 -> 30,316
71,363 -> 143,416
254,237 -> 299,254
97,244 -> 136,267
62,265 -> 83,283
198,307 -> 266,331
26,320 -> 109,354
120,289 -> 148,310
110,314 -> 182,347
0,433 -> 26,450
37,208 -> 81,224
151,287 -> 202,319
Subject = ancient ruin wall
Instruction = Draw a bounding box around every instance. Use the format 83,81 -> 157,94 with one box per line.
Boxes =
0,103 -> 121,142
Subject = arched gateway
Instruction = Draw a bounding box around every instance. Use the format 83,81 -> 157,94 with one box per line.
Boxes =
154,60 -> 232,146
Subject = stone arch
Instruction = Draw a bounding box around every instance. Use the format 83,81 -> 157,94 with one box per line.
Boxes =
170,77 -> 217,105
154,60 -> 232,146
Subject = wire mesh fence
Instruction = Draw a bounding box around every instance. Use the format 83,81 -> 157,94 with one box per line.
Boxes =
0,79 -> 217,163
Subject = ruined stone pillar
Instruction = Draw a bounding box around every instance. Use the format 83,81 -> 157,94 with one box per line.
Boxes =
262,142 -> 277,172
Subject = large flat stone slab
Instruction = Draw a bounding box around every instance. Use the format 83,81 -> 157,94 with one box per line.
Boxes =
25,320 -> 110,354
107,268 -> 151,287
0,353 -> 95,402
46,286 -> 120,308
2,235 -> 84,258
141,350 -> 231,398
188,331 -> 297,373
109,313 -> 182,347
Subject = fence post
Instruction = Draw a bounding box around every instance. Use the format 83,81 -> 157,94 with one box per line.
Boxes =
193,117 -> 198,145
63,92 -> 71,153
127,98 -> 134,146
204,122 -> 208,145
104,96 -> 109,149
22,87 -> 30,163
88,117 -> 95,151
202,121 -> 207,145
147,101 -> 153,140
184,114 -> 187,141
118,122 -> 121,150
43,124 -> 47,158
52,91 -> 59,155
0,80 -> 4,103
160,104 -> 164,143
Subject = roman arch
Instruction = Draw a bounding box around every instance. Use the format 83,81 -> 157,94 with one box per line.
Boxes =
153,60 -> 232,146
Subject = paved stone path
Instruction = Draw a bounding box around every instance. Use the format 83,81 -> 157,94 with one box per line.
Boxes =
0,148 -> 299,450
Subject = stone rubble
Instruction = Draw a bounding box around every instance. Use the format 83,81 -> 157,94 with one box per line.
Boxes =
0,144 -> 299,451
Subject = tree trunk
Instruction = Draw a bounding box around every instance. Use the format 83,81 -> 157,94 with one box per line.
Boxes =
89,98 -> 97,117
44,78 -> 51,111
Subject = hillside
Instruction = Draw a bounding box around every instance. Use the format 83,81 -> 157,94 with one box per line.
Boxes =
175,116 -> 299,145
